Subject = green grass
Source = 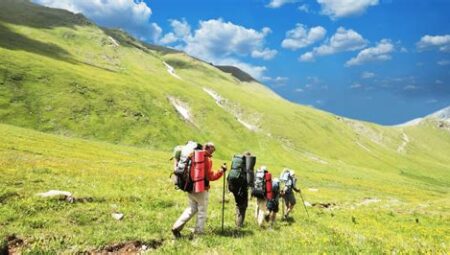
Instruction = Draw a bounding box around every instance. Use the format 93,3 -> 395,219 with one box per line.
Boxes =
0,0 -> 449,253
0,124 -> 448,254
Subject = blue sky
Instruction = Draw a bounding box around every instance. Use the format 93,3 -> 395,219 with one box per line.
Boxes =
33,0 -> 450,125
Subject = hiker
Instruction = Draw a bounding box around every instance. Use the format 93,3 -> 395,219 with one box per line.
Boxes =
266,178 -> 281,229
252,165 -> 273,227
280,169 -> 301,219
171,142 -> 227,238
227,152 -> 256,228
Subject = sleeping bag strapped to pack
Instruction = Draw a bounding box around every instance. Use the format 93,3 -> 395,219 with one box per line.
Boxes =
191,150 -> 206,193
172,141 -> 202,192
245,155 -> 256,188
252,168 -> 266,198
227,155 -> 246,192
265,172 -> 273,200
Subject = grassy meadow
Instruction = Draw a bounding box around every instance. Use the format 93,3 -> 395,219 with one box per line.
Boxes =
0,0 -> 449,253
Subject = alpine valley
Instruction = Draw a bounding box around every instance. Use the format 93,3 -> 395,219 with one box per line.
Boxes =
0,0 -> 449,253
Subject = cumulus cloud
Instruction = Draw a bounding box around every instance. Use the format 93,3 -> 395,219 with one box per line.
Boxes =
299,27 -> 367,62
33,0 -> 161,42
417,35 -> 450,52
282,24 -> 326,50
266,0 -> 300,8
159,19 -> 191,44
159,19 -> 276,80
251,48 -> 278,60
298,4 -> 311,13
346,39 -> 394,67
317,0 -> 379,19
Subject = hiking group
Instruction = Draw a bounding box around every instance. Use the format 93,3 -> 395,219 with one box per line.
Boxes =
170,141 -> 304,239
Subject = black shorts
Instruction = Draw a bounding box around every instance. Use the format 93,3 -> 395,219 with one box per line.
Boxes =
267,199 -> 279,213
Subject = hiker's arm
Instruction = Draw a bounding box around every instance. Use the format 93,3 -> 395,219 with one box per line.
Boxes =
207,161 -> 225,181
293,187 -> 301,193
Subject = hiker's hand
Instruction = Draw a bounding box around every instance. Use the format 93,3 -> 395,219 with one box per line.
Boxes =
220,163 -> 227,172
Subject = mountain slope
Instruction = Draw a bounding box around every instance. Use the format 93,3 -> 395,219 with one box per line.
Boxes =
0,1 -> 449,253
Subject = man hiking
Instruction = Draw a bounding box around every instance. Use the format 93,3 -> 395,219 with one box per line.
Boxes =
227,152 -> 256,228
171,142 -> 226,238
266,178 -> 281,229
280,169 -> 301,220
252,166 -> 273,227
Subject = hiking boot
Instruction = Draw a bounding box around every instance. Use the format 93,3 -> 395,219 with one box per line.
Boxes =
171,228 -> 181,239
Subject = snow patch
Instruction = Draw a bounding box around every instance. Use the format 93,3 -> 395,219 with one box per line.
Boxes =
203,87 -> 260,131
203,88 -> 225,107
108,36 -> 120,47
168,96 -> 192,123
396,132 -> 410,153
163,62 -> 181,80
429,106 -> 450,122
237,118 -> 258,131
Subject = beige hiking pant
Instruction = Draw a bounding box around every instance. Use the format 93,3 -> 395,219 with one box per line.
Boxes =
255,198 -> 268,227
173,191 -> 209,234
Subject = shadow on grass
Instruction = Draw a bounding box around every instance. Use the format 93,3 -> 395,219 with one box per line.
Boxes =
0,23 -> 75,63
211,227 -> 254,238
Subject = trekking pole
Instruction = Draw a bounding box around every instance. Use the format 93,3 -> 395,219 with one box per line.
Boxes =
221,163 -> 227,233
298,191 -> 310,218
281,194 -> 285,220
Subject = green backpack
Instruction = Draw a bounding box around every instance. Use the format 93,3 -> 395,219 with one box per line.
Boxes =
227,155 -> 246,192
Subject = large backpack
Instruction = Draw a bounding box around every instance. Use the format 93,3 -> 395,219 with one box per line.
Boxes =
280,169 -> 294,192
272,178 -> 280,196
227,155 -> 246,192
251,169 -> 266,198
172,141 -> 202,192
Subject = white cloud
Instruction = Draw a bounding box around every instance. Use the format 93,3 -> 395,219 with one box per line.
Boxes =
346,39 -> 394,67
159,19 -> 276,80
350,82 -> 363,89
182,19 -> 275,61
299,27 -> 367,62
361,71 -> 375,79
438,60 -> 450,66
282,24 -> 326,50
435,80 -> 443,84
262,76 -> 289,86
295,88 -> 304,92
317,0 -> 379,19
298,4 -> 311,13
251,48 -> 278,60
403,85 -> 418,90
159,19 -> 191,44
33,0 -> 161,42
266,0 -> 300,8
417,35 -> 450,52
